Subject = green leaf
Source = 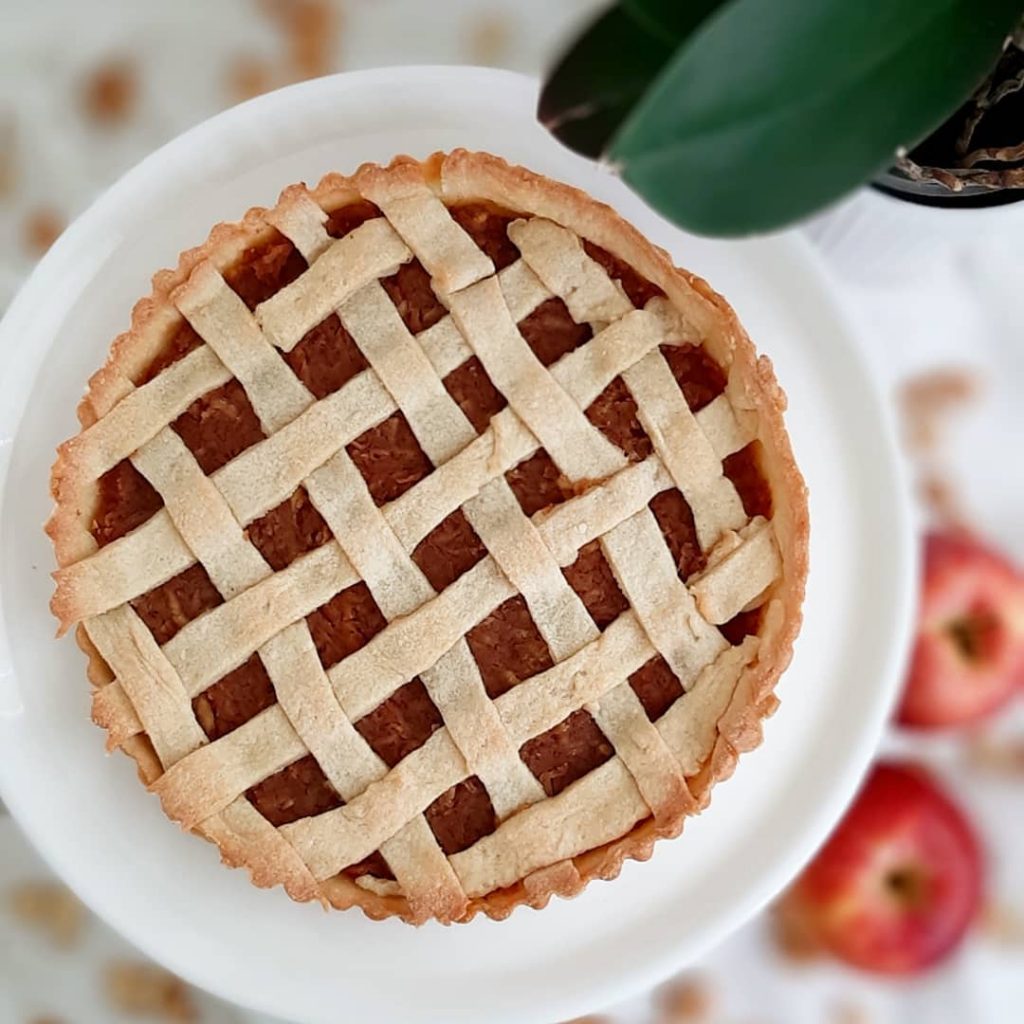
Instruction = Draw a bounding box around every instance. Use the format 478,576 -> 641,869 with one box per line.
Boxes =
620,0 -> 725,44
609,0 -> 1022,236
538,0 -> 727,158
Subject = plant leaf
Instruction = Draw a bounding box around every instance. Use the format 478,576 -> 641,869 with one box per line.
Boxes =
538,0 -> 727,158
620,0 -> 725,45
609,0 -> 1023,235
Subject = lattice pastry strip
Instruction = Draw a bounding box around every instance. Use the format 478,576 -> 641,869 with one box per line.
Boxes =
358,168 -> 495,293
416,258 -> 552,377
304,449 -> 434,615
62,346 -> 232,485
507,216 -> 634,324
462,477 -> 597,660
590,686 -> 693,822
337,281 -> 477,464
173,262 -> 313,431
656,637 -> 760,776
201,797 -> 320,903
601,509 -> 728,688
447,276 -> 627,481
153,704 -> 308,828
85,605 -> 207,768
495,613 -> 655,742
449,758 -> 648,898
329,556 -> 515,722
131,427 -> 269,599
266,190 -> 332,263
419,640 -> 546,821
690,519 -> 782,624
255,217 -> 412,351
624,350 -> 746,549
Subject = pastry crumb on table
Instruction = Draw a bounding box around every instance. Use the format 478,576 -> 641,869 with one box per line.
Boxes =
655,972 -> 715,1022
79,57 -> 138,126
103,961 -> 197,1022
7,881 -> 85,950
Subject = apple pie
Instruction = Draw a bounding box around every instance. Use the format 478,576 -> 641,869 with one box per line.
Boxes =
47,151 -> 808,924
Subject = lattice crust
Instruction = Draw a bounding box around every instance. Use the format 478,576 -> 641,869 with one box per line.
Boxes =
47,151 -> 808,925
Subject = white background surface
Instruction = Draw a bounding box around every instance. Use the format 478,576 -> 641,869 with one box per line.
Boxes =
0,3 -> 1021,1023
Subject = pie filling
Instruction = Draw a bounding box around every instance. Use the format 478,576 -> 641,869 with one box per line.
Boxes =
89,201 -> 772,886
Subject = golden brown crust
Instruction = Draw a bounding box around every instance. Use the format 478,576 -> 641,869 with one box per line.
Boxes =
49,150 -> 808,925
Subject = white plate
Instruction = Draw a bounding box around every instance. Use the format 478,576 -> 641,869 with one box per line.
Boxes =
0,68 -> 917,1024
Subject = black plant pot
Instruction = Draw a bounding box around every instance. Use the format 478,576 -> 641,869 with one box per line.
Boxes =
872,44 -> 1024,211
873,170 -> 1024,210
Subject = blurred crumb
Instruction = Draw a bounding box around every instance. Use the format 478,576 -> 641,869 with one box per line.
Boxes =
22,207 -> 65,257
917,471 -> 968,528
466,12 -> 514,66
104,962 -> 197,1022
28,1017 -> 66,1024
656,972 -> 715,1022
0,111 -> 15,197
831,1001 -> 872,1024
981,901 -> 1024,945
81,58 -> 138,126
226,53 -> 276,102
261,0 -> 341,81
770,896 -> 826,964
7,881 -> 85,949
559,1017 -> 611,1024
899,368 -> 980,453
899,368 -> 981,526
966,733 -> 1024,776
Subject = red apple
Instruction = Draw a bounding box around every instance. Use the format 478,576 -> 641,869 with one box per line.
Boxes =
898,531 -> 1024,729
782,762 -> 983,975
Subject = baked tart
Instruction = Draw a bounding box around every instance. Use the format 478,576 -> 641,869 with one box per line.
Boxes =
47,151 -> 808,924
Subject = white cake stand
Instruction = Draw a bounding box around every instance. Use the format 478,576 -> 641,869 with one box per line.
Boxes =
0,68 -> 917,1024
